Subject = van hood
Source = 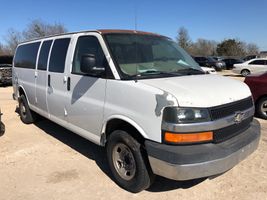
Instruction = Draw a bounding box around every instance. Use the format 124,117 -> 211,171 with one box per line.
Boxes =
140,74 -> 251,107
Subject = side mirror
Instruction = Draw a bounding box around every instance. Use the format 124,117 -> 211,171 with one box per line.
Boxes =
80,54 -> 105,75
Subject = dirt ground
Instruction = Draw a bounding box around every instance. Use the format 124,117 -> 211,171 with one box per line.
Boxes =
0,73 -> 267,200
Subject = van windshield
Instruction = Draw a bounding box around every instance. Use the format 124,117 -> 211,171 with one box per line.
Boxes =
104,34 -> 203,79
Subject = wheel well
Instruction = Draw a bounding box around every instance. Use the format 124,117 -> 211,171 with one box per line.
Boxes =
104,119 -> 145,145
18,87 -> 25,97
241,69 -> 250,73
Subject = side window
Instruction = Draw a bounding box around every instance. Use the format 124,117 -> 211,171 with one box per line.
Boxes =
72,36 -> 107,74
14,42 -> 40,69
249,60 -> 265,65
49,38 -> 70,73
37,40 -> 52,71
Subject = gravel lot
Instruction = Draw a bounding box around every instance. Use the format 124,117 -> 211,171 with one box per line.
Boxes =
0,73 -> 267,200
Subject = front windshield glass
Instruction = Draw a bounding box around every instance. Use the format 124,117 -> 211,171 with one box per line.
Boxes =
104,34 -> 203,79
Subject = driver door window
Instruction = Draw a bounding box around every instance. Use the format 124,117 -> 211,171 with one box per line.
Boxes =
72,36 -> 107,75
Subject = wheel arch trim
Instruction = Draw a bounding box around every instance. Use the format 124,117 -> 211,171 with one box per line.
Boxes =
101,115 -> 148,145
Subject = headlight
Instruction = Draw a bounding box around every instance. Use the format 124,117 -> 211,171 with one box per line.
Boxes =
163,107 -> 210,123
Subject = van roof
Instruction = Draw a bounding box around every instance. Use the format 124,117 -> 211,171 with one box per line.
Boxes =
97,29 -> 163,36
18,29 -> 166,45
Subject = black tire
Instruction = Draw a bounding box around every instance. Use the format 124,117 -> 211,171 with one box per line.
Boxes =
0,122 -> 5,136
18,95 -> 36,124
256,97 -> 267,119
241,69 -> 250,77
106,130 -> 154,193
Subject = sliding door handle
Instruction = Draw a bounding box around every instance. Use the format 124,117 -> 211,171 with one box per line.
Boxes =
48,74 -> 51,87
67,77 -> 71,91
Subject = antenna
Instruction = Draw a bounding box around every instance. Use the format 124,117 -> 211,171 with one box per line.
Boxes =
134,2 -> 137,32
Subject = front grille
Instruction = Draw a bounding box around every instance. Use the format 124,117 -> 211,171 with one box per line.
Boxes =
213,116 -> 253,143
210,97 -> 253,120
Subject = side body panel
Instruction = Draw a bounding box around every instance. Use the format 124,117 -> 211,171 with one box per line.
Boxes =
35,40 -> 53,116
103,80 -> 177,143
46,37 -> 71,125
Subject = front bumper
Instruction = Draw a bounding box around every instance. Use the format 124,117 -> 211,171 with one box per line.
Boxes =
145,119 -> 260,181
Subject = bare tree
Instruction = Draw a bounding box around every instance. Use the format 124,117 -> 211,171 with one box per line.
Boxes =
4,28 -> 23,55
246,43 -> 259,55
0,43 -> 10,55
176,27 -> 191,51
23,19 -> 67,40
0,42 -> 4,55
189,39 -> 217,56
3,19 -> 68,55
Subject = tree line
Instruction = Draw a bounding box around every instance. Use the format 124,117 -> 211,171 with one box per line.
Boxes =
0,22 -> 260,58
0,19 -> 67,55
176,27 -> 259,57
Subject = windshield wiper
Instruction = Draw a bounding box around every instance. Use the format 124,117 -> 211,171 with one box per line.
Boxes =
177,68 -> 205,75
137,70 -> 182,77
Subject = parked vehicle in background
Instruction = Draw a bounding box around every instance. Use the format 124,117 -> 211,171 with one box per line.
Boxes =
223,58 -> 244,70
12,29 -> 260,192
0,56 -> 13,86
212,56 -> 223,61
260,51 -> 267,58
193,56 -> 224,71
212,56 -> 226,69
243,55 -> 258,61
201,66 -> 217,74
0,64 -> 12,86
244,72 -> 267,119
0,55 -> 13,64
233,58 -> 267,76
0,108 -> 4,135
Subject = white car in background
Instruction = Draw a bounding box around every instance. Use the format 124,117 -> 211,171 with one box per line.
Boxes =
201,66 -> 217,74
232,58 -> 267,76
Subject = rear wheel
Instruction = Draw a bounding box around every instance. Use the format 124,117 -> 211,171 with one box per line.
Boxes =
256,97 -> 267,119
241,69 -> 250,77
18,95 -> 36,124
0,122 -> 4,136
106,130 -> 154,193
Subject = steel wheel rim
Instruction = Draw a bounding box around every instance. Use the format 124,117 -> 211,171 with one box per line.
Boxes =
112,143 -> 136,181
20,103 -> 26,117
261,100 -> 267,117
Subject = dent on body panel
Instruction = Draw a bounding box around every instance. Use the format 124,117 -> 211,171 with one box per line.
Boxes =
155,91 -> 176,116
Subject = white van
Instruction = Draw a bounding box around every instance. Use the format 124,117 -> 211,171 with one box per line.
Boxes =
13,30 -> 260,192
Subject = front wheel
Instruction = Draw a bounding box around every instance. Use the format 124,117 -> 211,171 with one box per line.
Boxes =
241,69 -> 250,77
18,95 -> 36,124
256,97 -> 267,119
106,130 -> 154,193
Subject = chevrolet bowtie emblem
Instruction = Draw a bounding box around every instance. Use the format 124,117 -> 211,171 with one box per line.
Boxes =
234,112 -> 245,124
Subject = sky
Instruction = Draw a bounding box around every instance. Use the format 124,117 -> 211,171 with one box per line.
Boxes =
1,0 -> 267,50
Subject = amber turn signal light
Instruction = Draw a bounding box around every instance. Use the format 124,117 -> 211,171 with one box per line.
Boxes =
164,131 -> 213,144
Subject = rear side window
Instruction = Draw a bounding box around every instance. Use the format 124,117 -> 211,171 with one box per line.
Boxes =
49,38 -> 70,73
14,42 -> 40,69
249,60 -> 265,65
37,40 -> 52,71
